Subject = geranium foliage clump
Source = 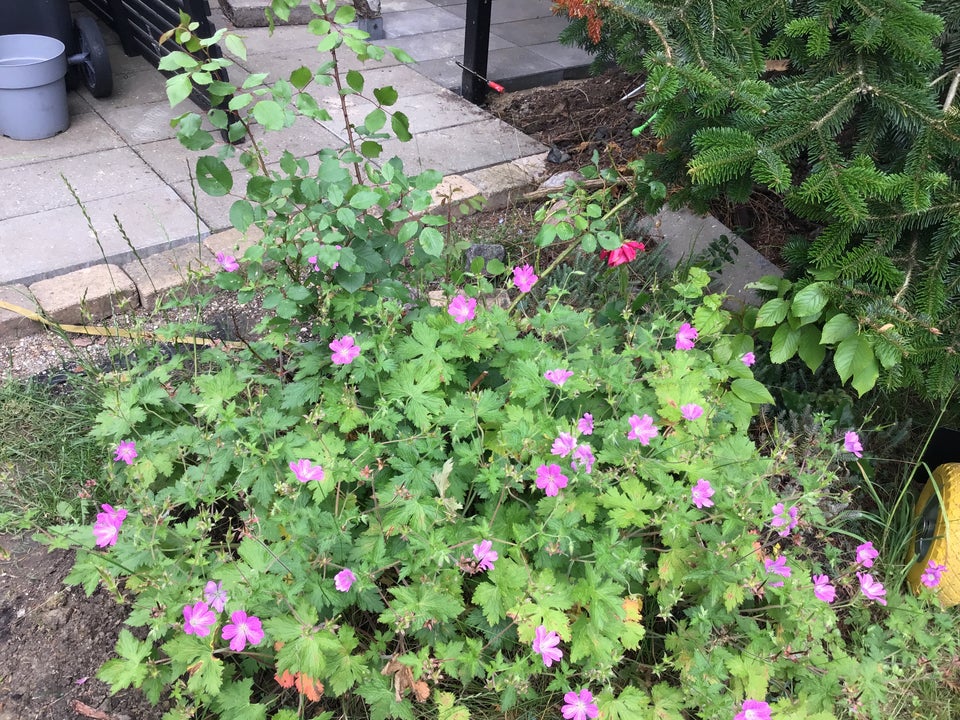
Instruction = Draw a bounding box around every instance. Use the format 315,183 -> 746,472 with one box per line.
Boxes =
45,3 -> 960,719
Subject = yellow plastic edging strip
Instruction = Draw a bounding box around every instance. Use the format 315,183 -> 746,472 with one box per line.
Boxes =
0,298 -> 245,350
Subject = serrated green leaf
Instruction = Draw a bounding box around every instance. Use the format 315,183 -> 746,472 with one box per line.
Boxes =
224,33 -> 247,60
834,335 -> 879,395
364,107 -> 387,132
755,298 -> 789,328
820,312 -> 858,345
360,140 -> 382,158
252,99 -> 286,130
730,378 -> 775,405
345,68 -> 364,93
746,275 -> 783,292
769,323 -> 801,363
797,324 -> 826,371
350,189 -> 380,210
166,74 -> 194,107
373,85 -> 398,106
834,334 -> 871,385
186,654 -> 224,696
211,678 -> 267,720
419,227 -> 444,256
334,3 -> 357,24
791,282 -> 829,317
230,199 -> 255,232
290,66 -> 312,89
392,111 -> 412,141
196,156 -> 233,197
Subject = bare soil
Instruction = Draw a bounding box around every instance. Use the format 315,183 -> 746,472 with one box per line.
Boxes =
0,534 -> 166,720
486,67 -> 810,267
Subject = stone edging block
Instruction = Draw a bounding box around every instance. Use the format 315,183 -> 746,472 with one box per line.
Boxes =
28,265 -> 139,326
0,284 -> 42,340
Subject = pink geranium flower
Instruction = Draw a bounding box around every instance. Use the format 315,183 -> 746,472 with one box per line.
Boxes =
204,581 -> 228,613
770,502 -> 799,537
858,572 -> 887,605
544,369 -> 573,386
734,699 -> 771,720
472,539 -> 498,571
114,440 -> 137,465
183,601 -> 217,637
447,294 -> 477,324
856,541 -> 878,568
551,432 -> 577,457
741,351 -> 756,366
577,413 -> 593,435
330,335 -> 360,365
691,478 -> 715,509
764,555 -> 791,587
334,568 -> 357,592
845,430 -> 864,458
537,463 -> 568,497
535,464 -> 569,496
675,322 -> 698,350
680,403 -> 703,421
562,689 -> 599,720
812,574 -> 836,603
599,239 -> 645,267
221,610 -> 264,651
921,560 -> 946,588
93,504 -> 128,548
532,625 -> 562,666
571,444 -> 595,474
216,252 -> 239,272
513,264 -> 538,292
626,414 -> 658,445
289,459 -> 324,483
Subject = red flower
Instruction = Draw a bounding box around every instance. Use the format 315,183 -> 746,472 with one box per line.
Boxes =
599,240 -> 645,266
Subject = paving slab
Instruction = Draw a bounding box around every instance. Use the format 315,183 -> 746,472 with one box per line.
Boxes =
379,118 -> 545,175
220,0 -> 317,27
29,265 -> 139,326
650,209 -> 782,309
528,41 -> 595,69
0,188 -> 209,286
0,147 -> 163,221
376,27 -> 514,63
490,15 -> 572,46
171,180 -> 240,232
443,0 -> 556,24
93,100 -> 183,146
0,112 -> 125,171
381,7 -> 464,37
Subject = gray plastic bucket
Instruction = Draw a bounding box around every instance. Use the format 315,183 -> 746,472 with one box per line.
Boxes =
0,34 -> 69,141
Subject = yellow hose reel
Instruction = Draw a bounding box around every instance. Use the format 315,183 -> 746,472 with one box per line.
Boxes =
907,462 -> 960,605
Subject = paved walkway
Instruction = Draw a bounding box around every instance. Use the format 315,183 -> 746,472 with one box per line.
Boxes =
0,0 -> 591,291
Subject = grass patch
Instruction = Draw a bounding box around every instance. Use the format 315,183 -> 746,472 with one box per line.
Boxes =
0,376 -> 104,530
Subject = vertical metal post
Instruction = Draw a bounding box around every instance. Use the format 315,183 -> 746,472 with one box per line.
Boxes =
461,0 -> 492,104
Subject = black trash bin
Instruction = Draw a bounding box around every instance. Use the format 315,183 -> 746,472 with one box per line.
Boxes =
0,0 -> 112,97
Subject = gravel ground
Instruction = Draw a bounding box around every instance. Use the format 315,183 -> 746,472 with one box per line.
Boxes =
0,288 -> 267,385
